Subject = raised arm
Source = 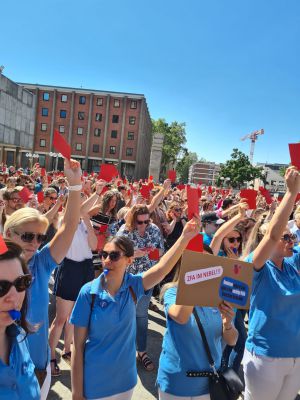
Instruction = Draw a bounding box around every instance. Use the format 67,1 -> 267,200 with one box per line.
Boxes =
142,217 -> 200,290
147,179 -> 171,214
49,159 -> 82,264
81,180 -> 105,215
252,167 -> 300,270
44,194 -> 64,224
210,202 -> 248,255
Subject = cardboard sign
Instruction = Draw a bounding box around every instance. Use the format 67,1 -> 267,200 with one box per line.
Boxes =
176,251 -> 253,308
168,170 -> 176,183
186,186 -> 199,220
240,189 -> 257,209
98,164 -> 119,182
289,143 -> 300,170
186,233 -> 204,252
53,130 -> 71,160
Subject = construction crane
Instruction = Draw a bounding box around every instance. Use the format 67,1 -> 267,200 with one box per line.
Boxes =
241,129 -> 264,164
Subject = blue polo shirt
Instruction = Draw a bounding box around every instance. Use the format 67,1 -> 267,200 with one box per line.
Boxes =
245,252 -> 300,357
157,287 -> 223,397
27,244 -> 57,369
70,272 -> 147,399
0,325 -> 40,399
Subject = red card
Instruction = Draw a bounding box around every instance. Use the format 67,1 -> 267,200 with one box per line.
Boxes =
37,191 -> 44,203
295,193 -> 300,203
289,143 -> 300,170
168,170 -> 176,183
127,189 -> 131,196
0,235 -> 8,255
198,188 -> 202,198
83,171 -> 88,177
240,189 -> 257,209
148,248 -> 160,260
177,184 -> 185,191
41,168 -> 46,177
149,175 -> 153,181
259,187 -> 272,205
148,182 -> 154,190
140,184 -> 150,199
186,233 -> 203,252
101,186 -> 109,195
18,187 -> 32,203
208,186 -> 213,194
98,164 -> 119,182
47,176 -> 52,184
53,130 -> 71,160
187,186 -> 199,220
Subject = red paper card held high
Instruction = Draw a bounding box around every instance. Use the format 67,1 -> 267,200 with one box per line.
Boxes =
240,189 -> 257,209
289,143 -> 300,170
187,186 -> 199,220
53,130 -> 71,160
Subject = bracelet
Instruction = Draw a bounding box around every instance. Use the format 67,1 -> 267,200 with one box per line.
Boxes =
68,184 -> 82,192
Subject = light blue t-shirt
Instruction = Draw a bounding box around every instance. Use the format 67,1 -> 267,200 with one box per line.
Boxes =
157,287 -> 223,397
245,252 -> 300,357
70,272 -> 147,399
0,325 -> 40,400
201,232 -> 213,246
27,244 -> 57,369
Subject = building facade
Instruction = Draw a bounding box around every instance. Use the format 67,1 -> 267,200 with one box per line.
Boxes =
256,162 -> 288,194
0,73 -> 36,166
20,83 -> 152,179
189,161 -> 220,185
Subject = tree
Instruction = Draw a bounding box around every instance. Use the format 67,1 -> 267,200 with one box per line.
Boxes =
176,151 -> 198,183
216,148 -> 263,188
279,166 -> 287,177
152,118 -> 187,178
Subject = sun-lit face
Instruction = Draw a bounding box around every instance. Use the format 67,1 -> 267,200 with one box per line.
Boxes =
100,242 -> 131,274
274,229 -> 297,258
7,221 -> 47,261
108,196 -> 117,211
135,213 -> 150,234
0,258 -> 26,329
224,230 -> 242,253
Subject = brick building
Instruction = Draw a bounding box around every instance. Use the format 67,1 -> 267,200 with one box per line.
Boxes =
189,161 -> 220,185
20,83 -> 152,179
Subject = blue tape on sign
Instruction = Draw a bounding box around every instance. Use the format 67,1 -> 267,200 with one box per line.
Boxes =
219,276 -> 249,306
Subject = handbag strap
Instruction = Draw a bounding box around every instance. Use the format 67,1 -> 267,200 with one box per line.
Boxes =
192,309 -> 216,370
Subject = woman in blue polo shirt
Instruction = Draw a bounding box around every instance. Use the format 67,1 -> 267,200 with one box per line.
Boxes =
3,158 -> 82,400
242,167 -> 300,400
0,239 -> 40,399
70,217 -> 200,400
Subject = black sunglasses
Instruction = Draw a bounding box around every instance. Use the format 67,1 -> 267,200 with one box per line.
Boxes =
136,220 -> 150,225
281,233 -> 297,243
227,237 -> 242,244
99,250 -> 124,262
14,231 -> 47,244
0,274 -> 32,297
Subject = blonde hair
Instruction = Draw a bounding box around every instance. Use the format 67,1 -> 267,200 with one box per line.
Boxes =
4,208 -> 49,237
242,215 -> 270,258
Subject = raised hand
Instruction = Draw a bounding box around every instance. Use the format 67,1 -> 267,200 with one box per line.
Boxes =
64,158 -> 82,186
285,167 -> 300,195
181,216 -> 201,241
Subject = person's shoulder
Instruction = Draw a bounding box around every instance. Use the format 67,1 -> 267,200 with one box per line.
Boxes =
149,222 -> 160,232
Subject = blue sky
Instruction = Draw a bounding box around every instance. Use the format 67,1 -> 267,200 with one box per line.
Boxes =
1,0 -> 300,164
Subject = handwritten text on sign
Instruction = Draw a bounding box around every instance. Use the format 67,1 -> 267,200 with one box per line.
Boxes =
185,266 -> 223,285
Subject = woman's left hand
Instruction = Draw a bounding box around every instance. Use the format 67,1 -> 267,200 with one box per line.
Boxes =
64,158 -> 82,186
219,301 -> 235,328
225,247 -> 239,259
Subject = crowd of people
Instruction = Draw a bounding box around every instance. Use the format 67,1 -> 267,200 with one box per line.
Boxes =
0,160 -> 300,400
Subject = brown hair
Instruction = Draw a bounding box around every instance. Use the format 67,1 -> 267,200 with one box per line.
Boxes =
125,205 -> 150,232
106,236 -> 134,257
100,190 -> 119,217
166,202 -> 181,221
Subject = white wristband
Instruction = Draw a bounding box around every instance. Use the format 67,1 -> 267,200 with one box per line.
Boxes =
68,184 -> 82,192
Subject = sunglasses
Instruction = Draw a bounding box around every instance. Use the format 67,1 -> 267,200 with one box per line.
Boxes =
173,208 -> 182,212
9,198 -> 22,203
227,237 -> 242,244
136,220 -> 150,225
0,274 -> 32,297
13,231 -> 47,244
99,250 -> 124,262
281,233 -> 297,243
49,196 -> 57,201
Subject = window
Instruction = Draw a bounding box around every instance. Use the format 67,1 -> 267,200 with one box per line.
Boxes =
127,131 -> 134,140
39,155 -> 46,168
129,116 -> 136,125
43,92 -> 50,101
61,94 -> 68,103
114,99 -> 120,108
78,112 -> 85,120
111,130 -> 118,138
40,139 -> 46,147
41,123 -> 47,132
93,144 -> 100,153
96,97 -> 103,106
60,110 -> 67,118
109,146 -> 116,154
77,127 -> 83,135
95,113 -> 102,122
126,147 -> 133,156
42,108 -> 48,117
76,143 -> 82,151
59,125 -> 65,133
79,96 -> 86,104
130,100 -> 137,109
94,128 -> 101,137
112,115 -> 119,123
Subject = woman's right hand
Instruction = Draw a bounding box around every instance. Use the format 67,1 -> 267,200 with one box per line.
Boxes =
285,167 -> 300,194
238,201 -> 248,218
181,216 -> 201,241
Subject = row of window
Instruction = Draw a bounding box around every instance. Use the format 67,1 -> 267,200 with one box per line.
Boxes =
38,139 -> 133,155
42,92 -> 138,109
40,123 -> 135,140
41,108 -> 136,125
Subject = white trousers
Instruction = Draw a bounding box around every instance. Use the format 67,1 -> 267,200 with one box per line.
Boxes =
158,389 -> 210,400
243,348 -> 300,400
40,363 -> 51,400
90,388 -> 134,400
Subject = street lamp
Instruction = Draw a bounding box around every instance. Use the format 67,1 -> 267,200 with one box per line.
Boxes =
25,152 -> 39,168
49,152 -> 63,171
225,177 -> 231,188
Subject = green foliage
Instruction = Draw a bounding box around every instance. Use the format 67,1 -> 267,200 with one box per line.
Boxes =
216,148 -> 263,188
279,166 -> 287,177
176,151 -> 198,182
152,118 -> 187,178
